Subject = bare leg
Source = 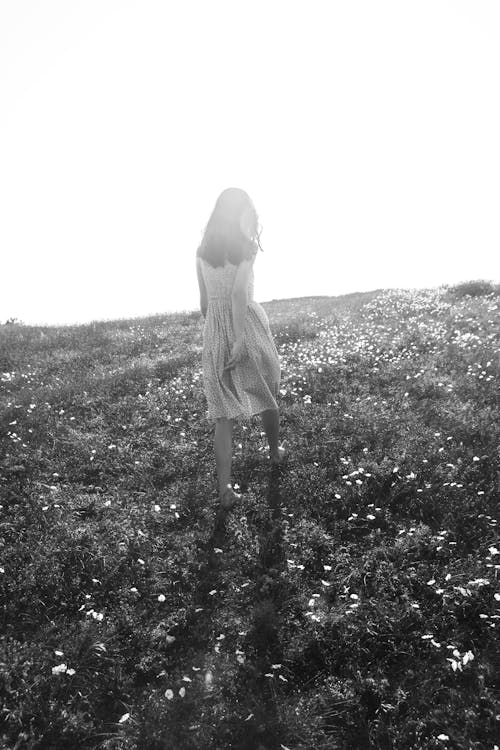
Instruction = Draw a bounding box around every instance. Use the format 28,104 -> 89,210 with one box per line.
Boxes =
214,417 -> 234,497
261,408 -> 280,463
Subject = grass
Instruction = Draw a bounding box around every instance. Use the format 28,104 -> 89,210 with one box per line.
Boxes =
0,281 -> 499,749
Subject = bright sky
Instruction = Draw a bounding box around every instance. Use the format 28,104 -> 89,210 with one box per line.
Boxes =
1,1 -> 499,326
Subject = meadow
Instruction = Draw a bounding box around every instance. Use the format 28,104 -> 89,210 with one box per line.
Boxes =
0,280 -> 499,750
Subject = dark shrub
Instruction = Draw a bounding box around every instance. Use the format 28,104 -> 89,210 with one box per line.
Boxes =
447,279 -> 499,299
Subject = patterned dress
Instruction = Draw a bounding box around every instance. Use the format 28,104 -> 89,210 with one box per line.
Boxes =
200,257 -> 281,422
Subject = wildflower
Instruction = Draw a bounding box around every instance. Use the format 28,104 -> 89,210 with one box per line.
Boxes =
165,689 -> 174,700
52,663 -> 68,674
118,713 -> 130,723
158,594 -> 166,602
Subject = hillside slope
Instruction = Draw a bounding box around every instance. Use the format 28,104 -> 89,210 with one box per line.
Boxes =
0,285 -> 499,749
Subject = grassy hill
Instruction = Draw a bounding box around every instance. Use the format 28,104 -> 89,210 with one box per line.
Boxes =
0,281 -> 499,749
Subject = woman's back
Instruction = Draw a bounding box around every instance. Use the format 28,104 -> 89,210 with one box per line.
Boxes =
200,258 -> 255,303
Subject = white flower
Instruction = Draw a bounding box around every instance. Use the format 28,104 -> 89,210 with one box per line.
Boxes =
118,713 -> 129,723
52,663 -> 67,674
165,689 -> 174,700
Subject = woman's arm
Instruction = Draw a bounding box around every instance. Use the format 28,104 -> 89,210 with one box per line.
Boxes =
196,256 -> 208,317
231,287 -> 248,342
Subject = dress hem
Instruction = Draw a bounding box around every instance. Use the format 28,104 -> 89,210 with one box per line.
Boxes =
206,403 -> 278,423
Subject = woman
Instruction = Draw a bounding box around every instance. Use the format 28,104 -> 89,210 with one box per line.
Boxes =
196,187 -> 289,509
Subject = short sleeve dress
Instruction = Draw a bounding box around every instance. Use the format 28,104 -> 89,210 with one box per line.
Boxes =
199,255 -> 281,423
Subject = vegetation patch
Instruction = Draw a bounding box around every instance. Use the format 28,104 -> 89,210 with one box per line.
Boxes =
1,286 -> 499,748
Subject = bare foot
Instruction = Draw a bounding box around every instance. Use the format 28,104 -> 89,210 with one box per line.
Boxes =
270,441 -> 290,466
220,486 -> 241,509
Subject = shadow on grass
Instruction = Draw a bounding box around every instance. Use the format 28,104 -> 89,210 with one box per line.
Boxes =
237,464 -> 289,750
145,465 -> 291,749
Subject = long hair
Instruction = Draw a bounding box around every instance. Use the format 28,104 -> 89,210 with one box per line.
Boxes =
196,187 -> 264,268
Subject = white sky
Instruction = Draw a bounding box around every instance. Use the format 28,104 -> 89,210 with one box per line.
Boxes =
1,0 -> 499,326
